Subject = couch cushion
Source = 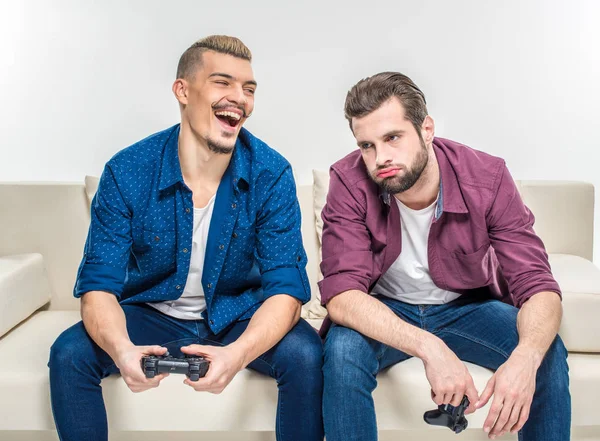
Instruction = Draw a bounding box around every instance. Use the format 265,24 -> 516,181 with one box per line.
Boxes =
1,311 -> 598,431
84,175 -> 100,205
0,254 -> 51,338
550,254 -> 600,352
307,170 -> 330,318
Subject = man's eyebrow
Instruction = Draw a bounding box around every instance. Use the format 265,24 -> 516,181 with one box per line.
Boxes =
382,130 -> 406,138
209,72 -> 257,87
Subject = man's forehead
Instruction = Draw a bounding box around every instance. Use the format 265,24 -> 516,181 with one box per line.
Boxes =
201,52 -> 255,81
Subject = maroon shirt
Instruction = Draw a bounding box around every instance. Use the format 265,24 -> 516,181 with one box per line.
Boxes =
318,137 -> 561,335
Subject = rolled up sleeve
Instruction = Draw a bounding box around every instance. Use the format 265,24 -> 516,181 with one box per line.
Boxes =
487,164 -> 562,308
318,169 -> 373,305
255,166 -> 310,304
74,162 -> 132,300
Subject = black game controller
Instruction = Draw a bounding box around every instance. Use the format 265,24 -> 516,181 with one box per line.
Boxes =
423,395 -> 470,434
141,351 -> 210,382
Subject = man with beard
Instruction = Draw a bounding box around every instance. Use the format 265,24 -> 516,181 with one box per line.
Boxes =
48,35 -> 323,441
319,72 -> 570,441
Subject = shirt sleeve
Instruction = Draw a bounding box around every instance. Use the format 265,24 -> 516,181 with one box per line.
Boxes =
487,164 -> 562,308
255,166 -> 311,304
318,168 -> 373,305
73,162 -> 133,299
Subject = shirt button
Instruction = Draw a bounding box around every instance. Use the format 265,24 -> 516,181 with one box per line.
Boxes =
232,203 -> 237,209
185,208 -> 190,213
297,255 -> 302,262
207,283 -> 212,289
210,320 -> 215,325
232,232 -> 238,238
154,236 -> 160,242
183,248 -> 188,253
176,285 -> 181,289
219,244 -> 224,250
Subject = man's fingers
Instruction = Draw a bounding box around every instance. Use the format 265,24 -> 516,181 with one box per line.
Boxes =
483,395 -> 503,434
510,400 -> 531,434
499,401 -> 522,436
465,381 -> 480,415
476,375 -> 495,409
143,345 -> 168,356
181,344 -> 213,356
450,393 -> 463,407
489,399 -> 513,438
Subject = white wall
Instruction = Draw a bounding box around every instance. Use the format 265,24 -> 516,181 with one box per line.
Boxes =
2,0 -> 600,256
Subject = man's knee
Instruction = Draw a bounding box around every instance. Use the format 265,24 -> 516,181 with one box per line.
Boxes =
48,322 -> 99,372
275,320 -> 324,374
537,335 -> 569,388
324,325 -> 379,379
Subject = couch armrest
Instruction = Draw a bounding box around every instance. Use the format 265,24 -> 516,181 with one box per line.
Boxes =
0,254 -> 52,338
549,254 -> 600,352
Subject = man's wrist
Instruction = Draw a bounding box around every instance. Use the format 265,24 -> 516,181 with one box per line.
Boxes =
417,334 -> 444,364
512,344 -> 545,370
228,340 -> 252,370
110,340 -> 135,364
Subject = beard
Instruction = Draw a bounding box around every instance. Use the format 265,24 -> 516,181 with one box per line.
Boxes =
370,137 -> 429,194
206,134 -> 236,155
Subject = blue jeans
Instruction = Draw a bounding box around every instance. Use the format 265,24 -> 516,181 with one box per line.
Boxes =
323,295 -> 571,441
48,303 -> 324,441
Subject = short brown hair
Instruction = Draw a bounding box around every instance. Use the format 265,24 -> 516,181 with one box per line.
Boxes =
344,72 -> 428,133
176,35 -> 252,80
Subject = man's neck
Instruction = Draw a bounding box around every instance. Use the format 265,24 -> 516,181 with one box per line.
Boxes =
178,121 -> 233,207
394,146 -> 440,210
178,121 -> 232,185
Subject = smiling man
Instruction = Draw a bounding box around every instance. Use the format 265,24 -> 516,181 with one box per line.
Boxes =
48,36 -> 323,441
319,72 -> 570,441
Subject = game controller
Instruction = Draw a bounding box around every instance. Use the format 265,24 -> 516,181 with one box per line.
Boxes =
141,351 -> 210,382
423,395 -> 470,434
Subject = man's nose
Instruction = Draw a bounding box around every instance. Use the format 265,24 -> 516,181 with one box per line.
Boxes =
375,144 -> 393,166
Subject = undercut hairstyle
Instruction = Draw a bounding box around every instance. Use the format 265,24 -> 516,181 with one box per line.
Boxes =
344,72 -> 428,133
176,35 -> 252,80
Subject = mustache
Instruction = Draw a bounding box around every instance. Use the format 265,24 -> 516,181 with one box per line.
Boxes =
212,103 -> 249,118
375,164 -> 404,172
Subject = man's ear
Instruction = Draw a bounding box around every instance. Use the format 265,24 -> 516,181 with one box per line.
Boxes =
172,79 -> 188,106
421,115 -> 435,144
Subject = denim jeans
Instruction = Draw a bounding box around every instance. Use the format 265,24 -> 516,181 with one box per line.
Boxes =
48,303 -> 324,441
323,295 -> 571,441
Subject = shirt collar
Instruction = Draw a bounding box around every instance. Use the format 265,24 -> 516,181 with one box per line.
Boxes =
433,138 -> 468,214
378,137 -> 468,215
158,124 -> 250,193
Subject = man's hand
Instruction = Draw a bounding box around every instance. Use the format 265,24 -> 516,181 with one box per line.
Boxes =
475,347 -> 538,439
181,344 -> 245,394
114,344 -> 169,393
422,339 -> 480,415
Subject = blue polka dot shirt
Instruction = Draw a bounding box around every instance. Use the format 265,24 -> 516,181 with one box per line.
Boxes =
74,124 -> 310,334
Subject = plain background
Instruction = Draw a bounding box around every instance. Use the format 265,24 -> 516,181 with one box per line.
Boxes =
1,0 -> 599,258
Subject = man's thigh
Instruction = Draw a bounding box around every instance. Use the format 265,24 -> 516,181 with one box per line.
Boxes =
49,303 -> 199,376
431,298 -> 520,370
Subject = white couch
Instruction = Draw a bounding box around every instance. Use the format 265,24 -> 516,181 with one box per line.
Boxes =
0,177 -> 599,441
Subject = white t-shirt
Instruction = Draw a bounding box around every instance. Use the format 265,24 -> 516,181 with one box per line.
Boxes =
372,197 -> 461,304
148,195 -> 216,319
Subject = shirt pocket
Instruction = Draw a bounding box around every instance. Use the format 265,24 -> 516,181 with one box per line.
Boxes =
131,227 -> 177,274
450,243 -> 493,288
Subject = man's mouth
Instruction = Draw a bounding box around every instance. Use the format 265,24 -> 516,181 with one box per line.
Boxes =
214,110 -> 242,131
377,167 -> 401,178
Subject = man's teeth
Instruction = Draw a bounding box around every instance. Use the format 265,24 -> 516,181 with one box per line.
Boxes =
215,111 -> 241,121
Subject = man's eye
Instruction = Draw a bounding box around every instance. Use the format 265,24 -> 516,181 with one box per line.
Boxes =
215,81 -> 228,86
388,135 -> 398,142
244,88 -> 256,95
361,143 -> 372,149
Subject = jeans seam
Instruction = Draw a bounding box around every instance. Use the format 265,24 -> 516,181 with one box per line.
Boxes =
435,328 -> 511,359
